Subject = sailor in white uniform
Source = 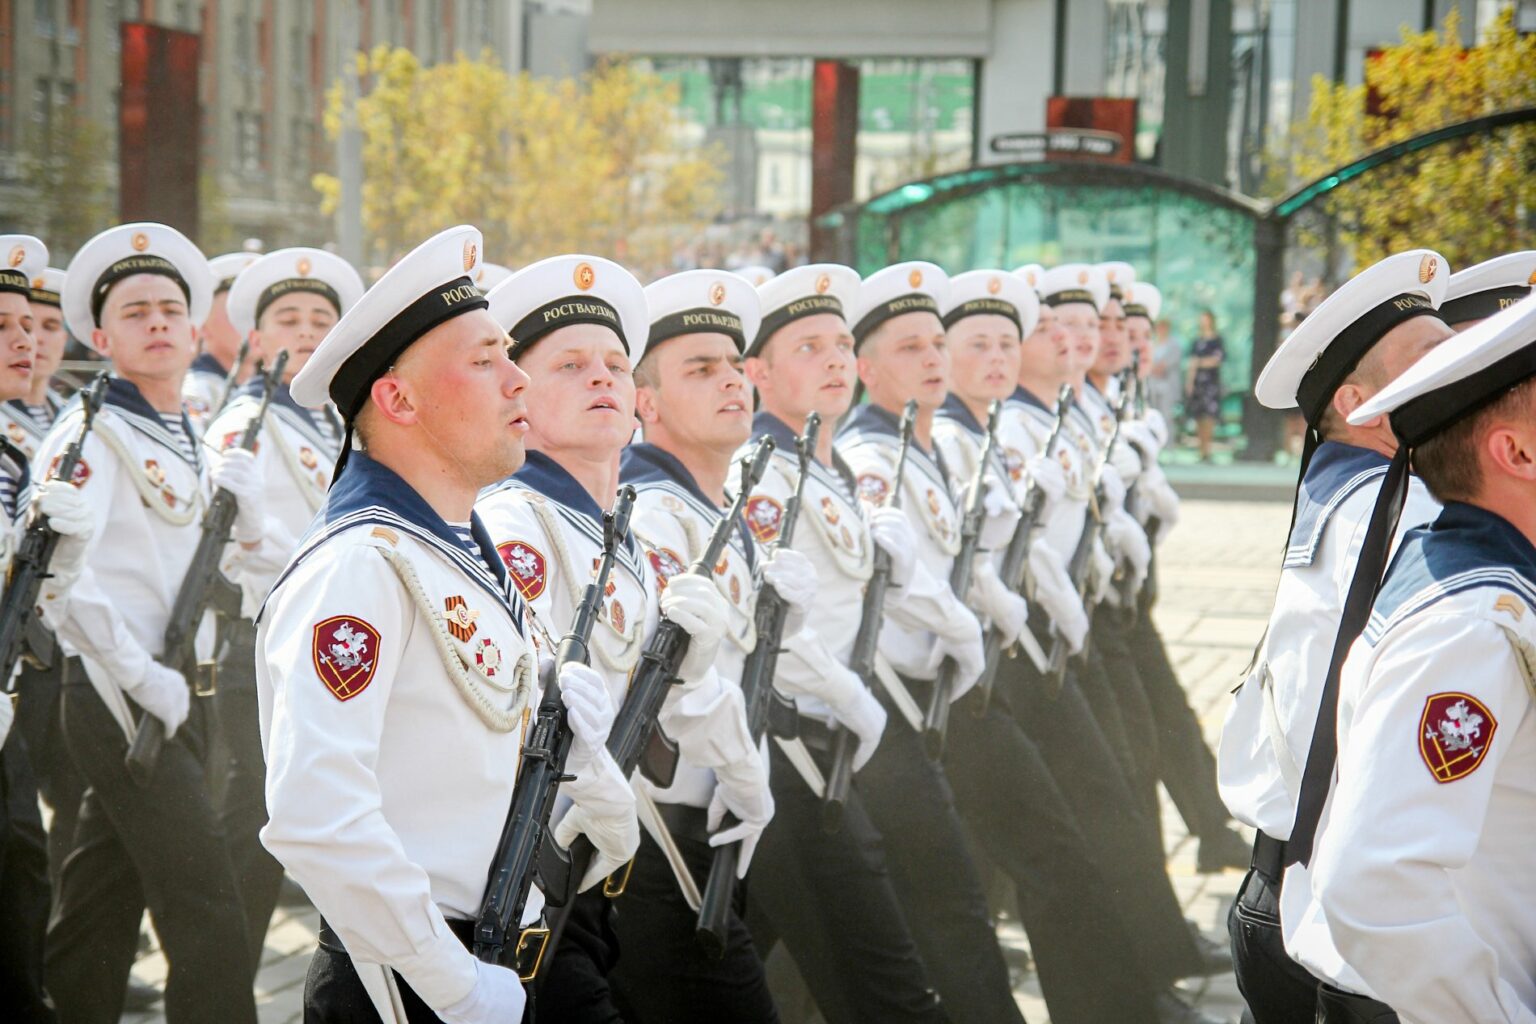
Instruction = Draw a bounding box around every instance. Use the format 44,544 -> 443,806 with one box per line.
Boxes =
1438,251 -> 1536,331
1221,250 -> 1453,1023
184,250 -> 262,436
477,254 -> 728,1020
0,266 -> 68,459
1306,292 -> 1536,1024
606,267 -> 804,1023
36,222 -> 258,1023
259,226 -> 627,1024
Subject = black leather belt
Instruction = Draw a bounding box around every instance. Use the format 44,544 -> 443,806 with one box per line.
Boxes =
319,913 -> 550,981
1252,830 -> 1287,887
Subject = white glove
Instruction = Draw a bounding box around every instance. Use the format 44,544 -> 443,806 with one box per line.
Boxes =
1141,464 -> 1181,534
974,474 -> 1020,550
1121,420 -> 1160,460
211,448 -> 266,544
0,690 -> 13,748
123,662 -> 190,739
1023,451 -> 1066,506
1104,508 -> 1151,594
837,684 -> 887,772
924,612 -> 985,702
1145,409 -> 1170,448
1028,540 -> 1088,654
559,661 -> 615,766
1108,439 -> 1142,485
968,556 -> 1028,647
1096,463 -> 1126,513
1089,537 -> 1117,605
36,479 -> 93,594
555,799 -> 639,894
867,506 -> 917,588
439,958 -> 527,1024
708,751 -> 775,876
659,572 -> 728,681
761,546 -> 817,637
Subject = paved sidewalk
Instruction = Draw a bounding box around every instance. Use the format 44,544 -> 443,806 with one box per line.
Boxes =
121,497 -> 1289,1023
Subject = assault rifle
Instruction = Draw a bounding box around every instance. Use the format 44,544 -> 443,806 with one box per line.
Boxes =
125,351 -> 288,786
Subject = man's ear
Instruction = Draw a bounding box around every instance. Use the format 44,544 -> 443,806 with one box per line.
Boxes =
89,328 -> 111,360
1331,381 -> 1381,430
1486,420 -> 1536,483
743,356 -> 771,394
369,374 -> 419,427
634,384 -> 660,426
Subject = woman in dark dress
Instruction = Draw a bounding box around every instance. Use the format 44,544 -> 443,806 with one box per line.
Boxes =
1184,309 -> 1225,461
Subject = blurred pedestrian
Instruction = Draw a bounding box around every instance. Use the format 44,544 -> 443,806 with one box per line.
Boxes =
1185,309 -> 1225,461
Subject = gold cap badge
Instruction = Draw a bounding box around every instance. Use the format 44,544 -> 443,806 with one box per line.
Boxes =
814,273 -> 831,294
907,269 -> 923,288
987,276 -> 1002,295
462,241 -> 477,272
296,256 -> 312,277
131,232 -> 149,252
1418,254 -> 1437,284
709,282 -> 726,306
574,262 -> 596,291
7,246 -> 23,268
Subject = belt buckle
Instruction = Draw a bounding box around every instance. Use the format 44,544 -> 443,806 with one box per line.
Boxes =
602,859 -> 634,898
194,661 -> 217,697
513,923 -> 550,981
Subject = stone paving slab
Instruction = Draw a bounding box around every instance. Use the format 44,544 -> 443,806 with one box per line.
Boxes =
121,497 -> 1290,1023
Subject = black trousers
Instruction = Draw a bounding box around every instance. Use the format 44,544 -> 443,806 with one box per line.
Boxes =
45,682 -> 255,1024
1315,984 -> 1399,1023
932,683 -> 1160,1024
1129,601 -> 1237,842
305,919 -> 536,1023
536,888 -> 625,1023
746,731 -> 949,1024
1081,610 -> 1164,829
14,658 -> 84,890
1227,842 -> 1323,1024
1004,659 -> 1206,987
608,811 -> 779,1024
0,733 -> 55,1023
214,624 -> 286,973
855,696 -> 1027,1024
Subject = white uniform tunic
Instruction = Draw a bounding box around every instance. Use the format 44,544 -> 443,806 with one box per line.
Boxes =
1005,386 -> 1092,577
182,351 -> 230,438
257,451 -> 542,1012
30,379 -> 218,738
203,381 -> 343,610
618,442 -> 764,812
733,413 -> 933,728
0,392 -> 63,460
1304,502 -> 1536,1024
837,404 -> 977,684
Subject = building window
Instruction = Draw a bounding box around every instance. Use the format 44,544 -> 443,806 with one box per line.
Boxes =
35,0 -> 57,37
238,111 -> 265,173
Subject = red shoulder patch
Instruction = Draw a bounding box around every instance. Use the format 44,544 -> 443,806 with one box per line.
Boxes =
312,615 -> 382,701
647,547 -> 686,593
856,473 -> 890,505
745,495 -> 783,543
1419,692 -> 1497,783
497,540 -> 547,601
47,454 -> 90,488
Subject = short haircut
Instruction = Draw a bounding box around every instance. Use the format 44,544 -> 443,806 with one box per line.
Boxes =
633,351 -> 661,390
1317,343 -> 1389,441
1413,378 -> 1536,504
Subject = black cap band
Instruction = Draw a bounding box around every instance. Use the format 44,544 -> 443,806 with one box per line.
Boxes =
1042,288 -> 1096,308
649,307 -> 745,353
1391,340 -> 1536,448
215,276 -> 239,294
28,282 -> 60,307
1438,285 -> 1531,326
1295,292 -> 1441,427
852,293 -> 940,348
90,255 -> 191,325
0,269 -> 29,298
750,294 -> 844,357
941,297 -> 1021,335
1107,283 -> 1125,301
256,279 -> 343,324
509,295 -> 623,361
1123,302 -> 1151,320
330,275 -> 486,421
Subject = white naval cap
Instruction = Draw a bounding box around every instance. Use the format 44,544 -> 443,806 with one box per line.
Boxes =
1348,292 -> 1536,444
1122,280 -> 1162,323
941,269 -> 1040,339
1037,263 -> 1109,313
62,223 -> 212,345
1099,261 -> 1137,303
209,251 -> 263,294
226,247 -> 366,339
0,235 -> 49,300
1439,251 -> 1536,327
642,268 -> 761,364
735,265 -> 777,287
290,224 -> 487,417
848,261 -> 948,350
749,263 -> 860,358
1012,263 -> 1045,293
1255,249 -> 1448,423
473,261 -> 514,295
27,267 -> 66,309
487,254 -> 647,362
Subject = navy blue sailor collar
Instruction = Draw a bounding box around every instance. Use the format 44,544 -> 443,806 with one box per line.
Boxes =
265,449 -> 523,627
0,436 -> 30,523
236,377 -> 341,439
621,441 -> 757,568
510,449 -> 644,562
189,351 -> 227,378
837,400 -> 951,487
1284,441 -> 1392,569
1007,384 -> 1051,414
102,376 -> 200,468
751,410 -> 858,493
1366,501 -> 1536,644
